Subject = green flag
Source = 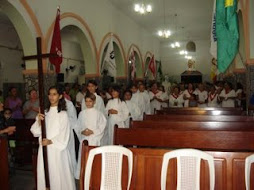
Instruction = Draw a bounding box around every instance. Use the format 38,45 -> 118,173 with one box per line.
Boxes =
216,0 -> 239,73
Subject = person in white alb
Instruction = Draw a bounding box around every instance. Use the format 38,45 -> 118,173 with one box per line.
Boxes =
30,86 -> 76,190
183,83 -> 195,107
169,86 -> 184,107
81,80 -> 106,117
207,85 -> 219,107
138,82 -> 151,115
149,82 -> 163,114
75,93 -> 106,179
159,86 -> 169,108
123,90 -> 142,127
130,84 -> 145,117
104,85 -> 129,145
219,82 -> 236,107
194,83 -> 208,108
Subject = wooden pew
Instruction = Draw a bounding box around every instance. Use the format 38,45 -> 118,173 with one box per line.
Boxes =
156,109 -> 245,115
144,114 -> 254,122
162,107 -> 243,111
79,142 -> 254,190
10,119 -> 38,164
0,137 -> 9,190
130,120 -> 254,131
114,126 -> 254,151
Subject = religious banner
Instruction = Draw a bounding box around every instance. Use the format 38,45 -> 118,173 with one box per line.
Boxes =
216,0 -> 239,73
148,55 -> 156,78
101,38 -> 116,77
49,8 -> 62,73
210,0 -> 217,58
130,48 -> 136,81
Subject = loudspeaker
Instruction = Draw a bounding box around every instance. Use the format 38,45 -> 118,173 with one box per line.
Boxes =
57,73 -> 64,82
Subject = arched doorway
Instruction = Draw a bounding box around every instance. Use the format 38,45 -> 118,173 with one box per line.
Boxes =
60,25 -> 93,84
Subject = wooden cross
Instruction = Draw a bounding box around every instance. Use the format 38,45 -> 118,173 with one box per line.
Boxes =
23,37 -> 58,190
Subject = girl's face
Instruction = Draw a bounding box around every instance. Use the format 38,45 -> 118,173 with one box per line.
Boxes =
48,88 -> 62,106
30,90 -> 38,100
188,83 -> 193,90
0,102 -> 3,112
85,97 -> 95,108
112,90 -> 120,99
124,92 -> 132,101
173,87 -> 179,95
11,88 -> 17,97
87,83 -> 97,93
4,110 -> 11,120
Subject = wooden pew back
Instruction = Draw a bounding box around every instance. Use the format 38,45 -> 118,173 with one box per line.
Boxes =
144,114 -> 254,122
130,120 -> 254,131
114,126 -> 254,151
80,143 -> 254,190
0,138 -> 9,190
156,109 -> 245,115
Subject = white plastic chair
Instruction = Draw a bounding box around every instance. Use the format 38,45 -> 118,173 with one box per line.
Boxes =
245,154 -> 254,190
84,145 -> 133,190
161,149 -> 215,190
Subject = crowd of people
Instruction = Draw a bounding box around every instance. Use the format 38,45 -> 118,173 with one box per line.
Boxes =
0,79 -> 247,189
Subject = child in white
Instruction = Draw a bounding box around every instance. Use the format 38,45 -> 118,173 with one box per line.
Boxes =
149,82 -> 163,114
30,86 -> 76,190
219,82 -> 236,107
123,90 -> 142,127
183,83 -> 195,107
105,85 -> 129,145
75,93 -> 106,179
194,83 -> 208,108
169,86 -> 184,107
138,83 -> 151,114
207,85 -> 219,107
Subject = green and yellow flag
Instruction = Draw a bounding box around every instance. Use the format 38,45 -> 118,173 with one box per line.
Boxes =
216,0 -> 239,73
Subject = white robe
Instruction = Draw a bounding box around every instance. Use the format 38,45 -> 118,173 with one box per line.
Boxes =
124,100 -> 142,127
75,108 -> 106,179
81,93 -> 106,116
207,92 -> 219,107
183,89 -> 194,107
30,107 -> 76,190
139,91 -> 151,114
149,91 -> 163,114
219,89 -> 236,107
160,92 -> 169,108
131,92 -> 146,117
194,90 -> 208,108
104,99 -> 129,145
65,98 -> 78,176
169,94 -> 184,107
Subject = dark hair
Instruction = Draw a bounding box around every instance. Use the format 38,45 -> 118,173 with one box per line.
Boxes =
87,80 -> 98,87
29,88 -> 37,95
85,92 -> 96,102
124,90 -> 132,97
112,85 -> 122,100
46,85 -> 66,113
4,108 -> 12,114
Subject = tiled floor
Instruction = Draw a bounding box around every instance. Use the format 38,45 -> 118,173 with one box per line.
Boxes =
10,168 -> 35,190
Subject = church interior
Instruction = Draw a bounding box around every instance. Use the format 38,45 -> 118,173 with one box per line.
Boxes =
0,0 -> 254,189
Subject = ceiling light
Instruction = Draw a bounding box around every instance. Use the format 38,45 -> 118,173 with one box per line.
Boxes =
158,30 -> 171,38
179,50 -> 188,55
134,3 -> 152,14
171,41 -> 180,48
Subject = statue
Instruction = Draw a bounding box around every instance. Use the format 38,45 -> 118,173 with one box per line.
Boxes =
187,59 -> 196,71
162,75 -> 171,95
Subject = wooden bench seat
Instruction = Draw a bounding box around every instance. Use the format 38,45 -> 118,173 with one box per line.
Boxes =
156,109 -> 245,115
130,120 -> 254,131
144,114 -> 254,122
0,138 -> 9,190
114,126 -> 254,151
79,142 -> 254,190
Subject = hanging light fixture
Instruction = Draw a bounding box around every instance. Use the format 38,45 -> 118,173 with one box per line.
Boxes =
157,0 -> 171,38
134,2 -> 152,15
171,14 -> 181,48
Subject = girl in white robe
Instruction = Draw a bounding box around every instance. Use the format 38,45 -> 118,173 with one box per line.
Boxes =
123,90 -> 142,127
105,85 -> 129,145
30,86 -> 76,190
138,83 -> 151,114
219,82 -> 236,107
183,83 -> 195,107
75,93 -> 107,179
194,83 -> 208,108
169,86 -> 184,107
149,82 -> 163,114
207,85 -> 219,107
130,84 -> 146,117
81,80 -> 106,117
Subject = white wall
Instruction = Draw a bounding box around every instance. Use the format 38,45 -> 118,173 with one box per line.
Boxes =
160,39 -> 212,83
0,22 -> 23,89
250,0 -> 254,58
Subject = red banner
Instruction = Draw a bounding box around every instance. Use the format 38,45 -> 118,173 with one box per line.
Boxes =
49,8 -> 62,73
148,55 -> 156,77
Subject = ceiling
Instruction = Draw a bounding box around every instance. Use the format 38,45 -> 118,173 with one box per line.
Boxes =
107,0 -> 214,42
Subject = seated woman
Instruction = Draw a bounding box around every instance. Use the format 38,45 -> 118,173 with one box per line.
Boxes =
169,86 -> 184,108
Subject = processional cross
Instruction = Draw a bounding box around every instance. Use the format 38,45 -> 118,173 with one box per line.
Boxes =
23,37 -> 58,190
